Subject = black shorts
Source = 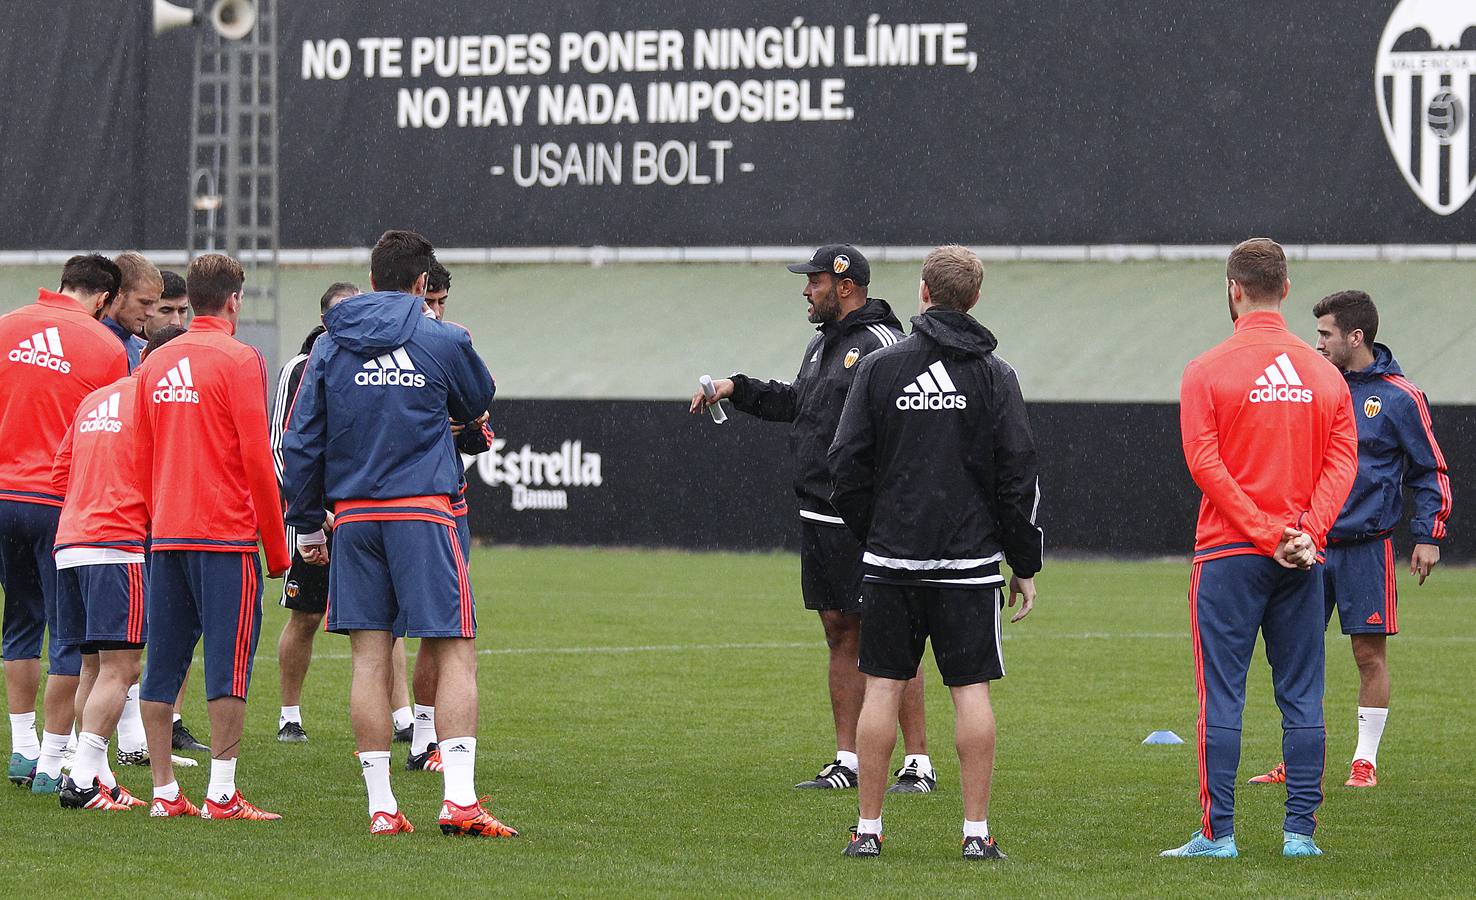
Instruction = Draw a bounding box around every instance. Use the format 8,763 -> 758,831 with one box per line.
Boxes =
280,544 -> 330,614
800,521 -> 863,613
859,582 -> 1005,686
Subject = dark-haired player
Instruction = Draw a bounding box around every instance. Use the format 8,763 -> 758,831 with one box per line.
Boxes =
272,280 -> 358,743
134,253 -> 291,819
1249,291 -> 1450,789
146,271 -> 190,339
1,255 -> 129,790
283,230 -> 503,836
51,324 -> 187,811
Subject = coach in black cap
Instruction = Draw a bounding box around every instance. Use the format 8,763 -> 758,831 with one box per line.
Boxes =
691,245 -> 935,794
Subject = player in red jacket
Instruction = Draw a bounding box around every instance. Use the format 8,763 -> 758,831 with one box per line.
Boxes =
133,253 -> 291,820
1,255 -> 129,790
1164,239 -> 1359,859
50,325 -> 188,812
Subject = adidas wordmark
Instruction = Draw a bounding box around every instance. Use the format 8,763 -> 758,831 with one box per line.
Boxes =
896,360 -> 968,410
356,347 -> 426,388
1249,353 -> 1313,404
8,328 -> 70,374
79,393 -> 123,433
153,357 -> 200,404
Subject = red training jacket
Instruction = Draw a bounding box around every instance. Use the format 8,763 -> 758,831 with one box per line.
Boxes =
1180,310 -> 1359,560
52,376 -> 147,552
0,289 -> 129,507
133,315 -> 291,575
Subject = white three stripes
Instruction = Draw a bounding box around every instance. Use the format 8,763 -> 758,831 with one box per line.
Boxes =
902,360 -> 958,395
1255,353 -> 1302,388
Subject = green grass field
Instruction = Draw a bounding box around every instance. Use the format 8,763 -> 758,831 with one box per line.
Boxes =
1,549 -> 1471,897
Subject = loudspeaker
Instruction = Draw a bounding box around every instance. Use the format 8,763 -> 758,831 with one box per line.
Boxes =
209,0 -> 255,41
153,0 -> 256,41
152,0 -> 197,35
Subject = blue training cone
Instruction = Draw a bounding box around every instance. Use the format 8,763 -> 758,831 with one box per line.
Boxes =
1142,730 -> 1185,745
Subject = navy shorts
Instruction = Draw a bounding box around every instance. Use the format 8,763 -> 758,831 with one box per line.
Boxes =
140,550 -> 262,703
0,499 -> 78,675
1323,537 -> 1399,635
800,520 -> 863,613
328,500 -> 475,639
387,513 -> 472,638
56,562 -> 147,650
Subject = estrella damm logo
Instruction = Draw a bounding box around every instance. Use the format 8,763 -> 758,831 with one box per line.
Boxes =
1365,396 -> 1384,418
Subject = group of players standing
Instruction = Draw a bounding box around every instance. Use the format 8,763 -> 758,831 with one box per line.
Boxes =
692,239 -> 1448,860
1,231 -> 514,836
0,233 -> 1453,854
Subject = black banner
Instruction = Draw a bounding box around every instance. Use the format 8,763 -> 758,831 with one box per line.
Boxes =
467,399 -> 1471,562
4,2 -> 1476,249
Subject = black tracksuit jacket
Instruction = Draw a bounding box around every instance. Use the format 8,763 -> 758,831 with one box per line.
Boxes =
729,298 -> 905,525
828,307 -> 1043,586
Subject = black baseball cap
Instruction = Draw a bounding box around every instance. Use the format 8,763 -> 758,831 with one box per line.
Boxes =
787,244 -> 870,286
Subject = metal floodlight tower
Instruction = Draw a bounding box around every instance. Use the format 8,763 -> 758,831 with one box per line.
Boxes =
160,0 -> 281,373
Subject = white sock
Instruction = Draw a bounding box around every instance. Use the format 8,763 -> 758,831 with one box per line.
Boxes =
392,706 -> 413,732
857,816 -> 883,835
1354,706 -> 1389,767
280,705 -> 302,727
207,757 -> 238,803
117,685 -> 146,752
172,712 -> 182,724
835,750 -> 859,771
904,754 -> 933,776
411,705 -> 437,755
153,780 -> 180,801
72,732 -> 108,787
98,765 -> 117,790
964,819 -> 990,839
440,736 -> 477,806
66,728 -> 77,753
38,731 -> 70,779
8,712 -> 39,757
359,751 -> 396,815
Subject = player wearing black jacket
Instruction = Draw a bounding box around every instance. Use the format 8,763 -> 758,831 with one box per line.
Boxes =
830,245 -> 1040,861
692,245 -> 935,794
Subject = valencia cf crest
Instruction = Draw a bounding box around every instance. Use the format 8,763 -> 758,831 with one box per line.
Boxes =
1376,1 -> 1476,215
1365,395 -> 1384,418
844,347 -> 860,368
832,254 -> 851,275
285,581 -> 300,598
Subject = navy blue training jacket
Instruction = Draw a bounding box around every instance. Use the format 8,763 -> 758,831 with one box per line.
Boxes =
280,291 -> 495,531
1330,344 -> 1450,545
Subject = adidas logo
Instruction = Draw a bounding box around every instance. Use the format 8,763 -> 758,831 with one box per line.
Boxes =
153,358 -> 200,404
370,815 -> 396,834
355,347 -> 426,388
1366,611 -> 1383,626
1249,353 -> 1313,404
8,327 -> 71,374
440,803 -> 454,820
895,360 -> 968,410
79,392 -> 123,434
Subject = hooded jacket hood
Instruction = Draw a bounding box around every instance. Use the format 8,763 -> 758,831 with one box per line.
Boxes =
1344,343 -> 1403,382
322,291 -> 423,357
298,324 -> 326,356
911,307 -> 998,360
823,297 -> 904,337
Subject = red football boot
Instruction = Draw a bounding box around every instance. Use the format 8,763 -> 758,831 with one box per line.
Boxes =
438,797 -> 518,837
1345,759 -> 1377,787
370,809 -> 415,835
202,790 -> 282,821
149,793 -> 202,818
1247,761 -> 1286,784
